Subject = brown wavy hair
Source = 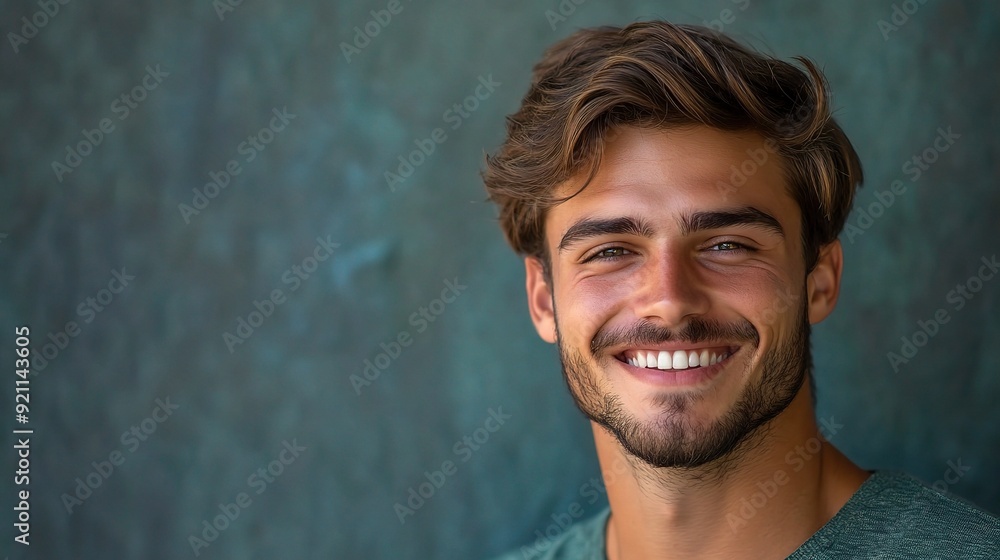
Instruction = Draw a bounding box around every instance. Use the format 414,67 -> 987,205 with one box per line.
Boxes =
482,21 -> 863,274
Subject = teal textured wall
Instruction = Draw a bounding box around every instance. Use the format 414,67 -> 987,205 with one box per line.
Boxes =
1,1 -> 998,558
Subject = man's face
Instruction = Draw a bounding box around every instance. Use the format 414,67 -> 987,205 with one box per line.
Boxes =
527,125 -> 831,470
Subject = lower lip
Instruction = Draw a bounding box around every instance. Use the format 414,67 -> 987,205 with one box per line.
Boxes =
617,351 -> 736,387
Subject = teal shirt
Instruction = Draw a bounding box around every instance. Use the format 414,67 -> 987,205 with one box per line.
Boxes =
493,471 -> 1000,559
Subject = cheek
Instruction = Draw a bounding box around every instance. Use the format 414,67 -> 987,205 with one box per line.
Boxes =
745,284 -> 801,347
711,267 -> 795,334
558,278 -> 629,343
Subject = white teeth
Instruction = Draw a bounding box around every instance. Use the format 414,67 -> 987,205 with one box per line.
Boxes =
672,351 -> 686,369
625,349 -> 732,370
657,351 -> 670,369
687,350 -> 699,368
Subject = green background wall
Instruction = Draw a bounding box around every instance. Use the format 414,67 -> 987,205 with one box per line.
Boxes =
2,1 -> 998,558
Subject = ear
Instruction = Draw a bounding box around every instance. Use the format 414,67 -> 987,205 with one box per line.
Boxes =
525,257 -> 557,343
806,240 -> 843,325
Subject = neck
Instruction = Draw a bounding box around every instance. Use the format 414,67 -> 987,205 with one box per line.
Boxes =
596,381 -> 869,560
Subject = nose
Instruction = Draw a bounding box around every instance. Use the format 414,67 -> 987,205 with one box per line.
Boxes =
632,248 -> 710,326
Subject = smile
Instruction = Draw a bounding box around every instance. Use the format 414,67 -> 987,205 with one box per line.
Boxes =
617,346 -> 737,371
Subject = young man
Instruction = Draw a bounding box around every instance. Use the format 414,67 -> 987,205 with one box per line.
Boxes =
483,21 -> 1000,559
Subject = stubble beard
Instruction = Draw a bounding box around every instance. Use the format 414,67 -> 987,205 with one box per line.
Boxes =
556,298 -> 811,473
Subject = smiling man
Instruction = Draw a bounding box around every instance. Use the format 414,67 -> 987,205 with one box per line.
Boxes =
484,21 -> 1000,560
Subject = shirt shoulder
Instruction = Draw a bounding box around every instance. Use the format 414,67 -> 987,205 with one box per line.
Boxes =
791,470 -> 1000,559
489,507 -> 610,560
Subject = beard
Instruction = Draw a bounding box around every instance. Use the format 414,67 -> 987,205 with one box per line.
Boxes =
556,296 -> 811,471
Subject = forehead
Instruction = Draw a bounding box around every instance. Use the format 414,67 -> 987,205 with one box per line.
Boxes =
547,125 -> 801,239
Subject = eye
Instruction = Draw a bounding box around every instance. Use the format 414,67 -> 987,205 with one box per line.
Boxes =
584,246 -> 633,262
708,241 -> 752,253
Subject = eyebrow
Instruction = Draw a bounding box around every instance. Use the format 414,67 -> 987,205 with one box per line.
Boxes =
558,216 -> 654,252
557,206 -> 784,253
679,207 -> 785,238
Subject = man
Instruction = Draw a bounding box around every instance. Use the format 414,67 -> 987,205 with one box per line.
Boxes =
483,21 -> 1000,559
